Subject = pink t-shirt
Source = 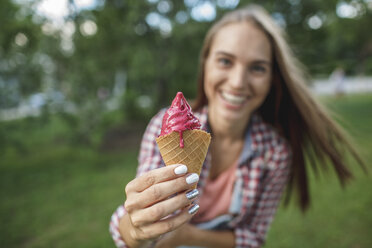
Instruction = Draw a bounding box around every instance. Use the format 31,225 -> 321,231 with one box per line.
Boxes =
192,162 -> 237,223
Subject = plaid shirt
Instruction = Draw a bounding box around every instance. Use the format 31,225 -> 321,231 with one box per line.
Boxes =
110,106 -> 291,248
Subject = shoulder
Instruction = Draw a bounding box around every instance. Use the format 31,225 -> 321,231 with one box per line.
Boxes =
141,108 -> 167,144
250,113 -> 291,170
137,109 -> 167,176
145,109 -> 166,135
192,105 -> 209,131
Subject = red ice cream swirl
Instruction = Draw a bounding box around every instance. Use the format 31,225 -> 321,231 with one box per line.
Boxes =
160,92 -> 201,148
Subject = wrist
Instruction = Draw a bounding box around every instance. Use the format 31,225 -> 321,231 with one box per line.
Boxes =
119,214 -> 146,248
181,224 -> 197,246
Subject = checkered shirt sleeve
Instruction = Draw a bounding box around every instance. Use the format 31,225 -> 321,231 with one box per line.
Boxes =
109,110 -> 165,248
234,140 -> 291,248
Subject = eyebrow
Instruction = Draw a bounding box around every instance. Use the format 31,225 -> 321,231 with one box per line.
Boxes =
215,51 -> 272,65
216,51 -> 235,58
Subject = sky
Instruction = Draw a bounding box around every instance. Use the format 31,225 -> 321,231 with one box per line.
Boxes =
25,0 -> 240,38
35,0 -> 97,24
15,0 -> 371,34
23,0 -> 241,24
17,0 -> 371,24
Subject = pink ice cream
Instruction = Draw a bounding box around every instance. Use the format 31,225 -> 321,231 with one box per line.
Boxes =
160,92 -> 201,148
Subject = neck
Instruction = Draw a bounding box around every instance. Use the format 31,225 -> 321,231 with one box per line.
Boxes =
208,114 -> 250,143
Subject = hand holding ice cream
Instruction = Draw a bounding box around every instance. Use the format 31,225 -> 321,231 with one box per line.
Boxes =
119,92 -> 210,248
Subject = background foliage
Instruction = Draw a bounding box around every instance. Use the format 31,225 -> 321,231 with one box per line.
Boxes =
1,0 -> 371,247
1,0 -> 372,116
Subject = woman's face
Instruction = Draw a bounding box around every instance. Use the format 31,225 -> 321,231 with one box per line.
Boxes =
204,22 -> 272,126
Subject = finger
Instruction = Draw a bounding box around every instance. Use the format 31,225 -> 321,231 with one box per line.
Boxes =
137,204 -> 199,240
130,189 -> 199,227
135,173 -> 199,209
126,164 -> 188,193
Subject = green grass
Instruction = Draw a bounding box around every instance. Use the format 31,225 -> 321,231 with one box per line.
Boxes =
0,145 -> 138,247
0,94 -> 371,247
266,94 -> 372,248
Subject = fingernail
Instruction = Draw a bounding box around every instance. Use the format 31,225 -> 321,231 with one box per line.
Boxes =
186,189 -> 199,200
186,173 -> 199,185
174,164 -> 188,175
188,204 -> 199,214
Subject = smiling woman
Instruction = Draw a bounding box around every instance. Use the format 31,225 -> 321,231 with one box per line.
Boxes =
204,21 -> 273,134
110,4 -> 366,248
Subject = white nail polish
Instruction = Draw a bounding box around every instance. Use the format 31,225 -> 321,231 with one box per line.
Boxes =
174,165 -> 187,175
186,173 -> 199,184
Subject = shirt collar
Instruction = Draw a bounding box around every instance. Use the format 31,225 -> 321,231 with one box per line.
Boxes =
195,106 -> 267,165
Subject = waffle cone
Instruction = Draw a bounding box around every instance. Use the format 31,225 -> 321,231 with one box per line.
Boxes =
156,130 -> 211,177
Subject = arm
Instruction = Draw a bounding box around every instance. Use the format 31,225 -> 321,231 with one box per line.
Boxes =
155,223 -> 235,248
109,110 -> 165,248
234,144 -> 291,248
120,164 -> 200,248
110,204 -> 127,248
189,228 -> 235,248
118,211 -> 157,248
153,155 -> 290,248
154,144 -> 291,248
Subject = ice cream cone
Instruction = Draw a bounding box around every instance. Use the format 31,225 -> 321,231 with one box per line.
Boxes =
156,129 -> 211,180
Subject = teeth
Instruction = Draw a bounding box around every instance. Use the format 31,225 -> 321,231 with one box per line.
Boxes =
221,92 -> 246,104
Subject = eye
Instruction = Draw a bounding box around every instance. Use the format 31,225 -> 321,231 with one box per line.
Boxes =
217,57 -> 232,67
250,64 -> 267,74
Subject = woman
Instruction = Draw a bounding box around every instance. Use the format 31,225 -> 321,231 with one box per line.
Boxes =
110,5 -> 365,248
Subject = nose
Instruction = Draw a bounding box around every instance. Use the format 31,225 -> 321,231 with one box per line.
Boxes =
228,65 -> 247,89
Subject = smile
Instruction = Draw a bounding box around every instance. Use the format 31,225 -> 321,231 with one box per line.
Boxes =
220,91 -> 249,106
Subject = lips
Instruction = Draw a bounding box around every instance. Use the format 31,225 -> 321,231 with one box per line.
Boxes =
220,91 -> 249,106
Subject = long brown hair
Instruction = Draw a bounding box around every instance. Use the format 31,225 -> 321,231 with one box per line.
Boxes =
193,5 -> 366,211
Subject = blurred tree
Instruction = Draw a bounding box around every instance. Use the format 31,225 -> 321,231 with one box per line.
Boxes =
0,0 -> 43,108
1,0 -> 372,143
